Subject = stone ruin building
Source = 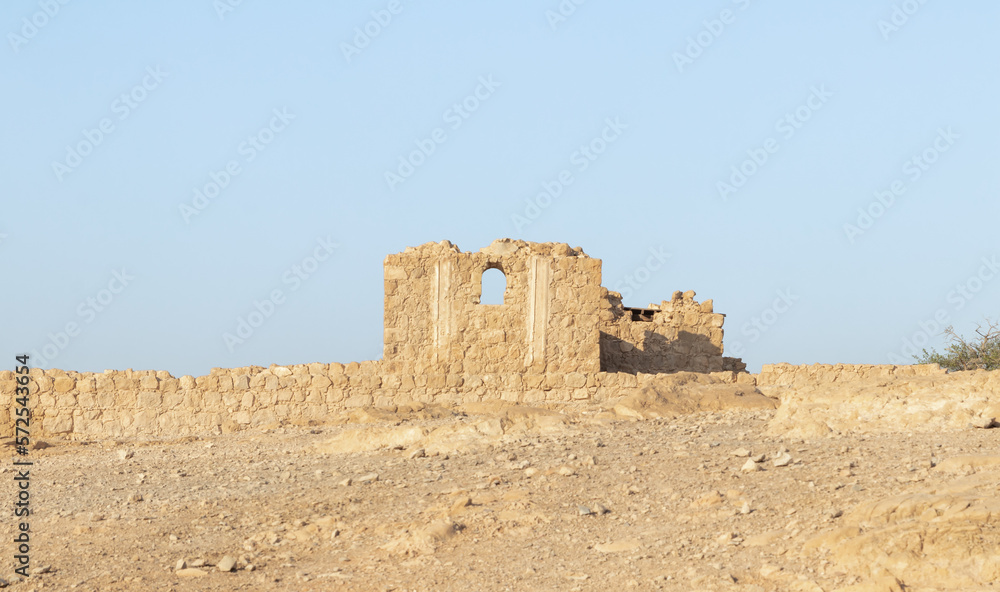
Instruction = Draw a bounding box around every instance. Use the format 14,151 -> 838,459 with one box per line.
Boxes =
1,238 -> 749,441
383,238 -> 745,377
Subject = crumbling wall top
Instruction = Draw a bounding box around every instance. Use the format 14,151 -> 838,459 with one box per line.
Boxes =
395,239 -> 589,260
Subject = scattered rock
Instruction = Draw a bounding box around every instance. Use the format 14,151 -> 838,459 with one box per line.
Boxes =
557,466 -> 576,476
176,568 -> 207,577
772,452 -> 793,468
732,448 -> 751,457
970,417 -> 996,429
339,477 -> 353,487
450,496 -> 472,513
357,472 -> 379,484
751,453 -> 766,463
690,491 -> 724,508
175,559 -> 187,570
741,459 -> 761,472
594,539 -> 641,553
593,503 -> 610,515
577,505 -> 593,516
408,448 -> 426,459
217,556 -> 237,572
759,564 -> 782,578
30,565 -> 51,575
117,449 -> 133,460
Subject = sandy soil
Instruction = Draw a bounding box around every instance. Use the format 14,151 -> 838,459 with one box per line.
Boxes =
3,397 -> 999,592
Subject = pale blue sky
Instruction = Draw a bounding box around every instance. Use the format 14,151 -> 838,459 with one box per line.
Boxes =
2,0 -> 997,376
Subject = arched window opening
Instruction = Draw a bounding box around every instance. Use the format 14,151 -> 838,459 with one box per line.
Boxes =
480,267 -> 506,305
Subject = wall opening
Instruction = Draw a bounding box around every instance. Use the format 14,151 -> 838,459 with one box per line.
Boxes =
480,267 -> 506,305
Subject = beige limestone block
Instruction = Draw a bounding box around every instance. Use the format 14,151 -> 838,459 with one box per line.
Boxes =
345,394 -> 373,408
35,376 -> 53,392
565,372 -> 587,388
53,376 -> 76,392
44,414 -> 73,434
137,390 -> 161,407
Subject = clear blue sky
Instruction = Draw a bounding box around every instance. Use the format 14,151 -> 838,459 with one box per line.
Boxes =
2,0 -> 997,377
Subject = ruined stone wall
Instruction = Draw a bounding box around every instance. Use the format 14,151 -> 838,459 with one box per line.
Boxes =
383,239 -> 602,376
600,289 -> 743,374
0,365 -> 749,440
756,363 -> 948,387
1,363 -> 960,441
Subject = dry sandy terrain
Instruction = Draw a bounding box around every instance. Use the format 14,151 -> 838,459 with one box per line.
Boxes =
3,377 -> 1000,592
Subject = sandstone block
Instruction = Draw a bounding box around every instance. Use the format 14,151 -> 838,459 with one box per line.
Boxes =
53,377 -> 76,393
565,372 -> 587,388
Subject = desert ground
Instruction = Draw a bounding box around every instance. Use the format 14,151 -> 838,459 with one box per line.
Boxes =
3,370 -> 1000,592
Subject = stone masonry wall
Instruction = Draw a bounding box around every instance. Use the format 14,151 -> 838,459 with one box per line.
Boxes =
600,289 -> 744,374
756,363 -> 948,387
383,239 -> 602,376
0,363 -> 953,441
0,365 -> 751,440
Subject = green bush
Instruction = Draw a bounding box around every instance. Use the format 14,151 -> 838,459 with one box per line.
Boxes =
914,319 -> 1000,371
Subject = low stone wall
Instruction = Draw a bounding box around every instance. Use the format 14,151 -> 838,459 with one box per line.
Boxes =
3,362 -> 962,441
0,364 -> 753,440
756,363 -> 947,387
765,367 -> 1000,438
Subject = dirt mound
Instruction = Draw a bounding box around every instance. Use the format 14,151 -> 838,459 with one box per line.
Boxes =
317,404 -> 574,456
380,519 -> 463,556
613,374 -> 777,420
